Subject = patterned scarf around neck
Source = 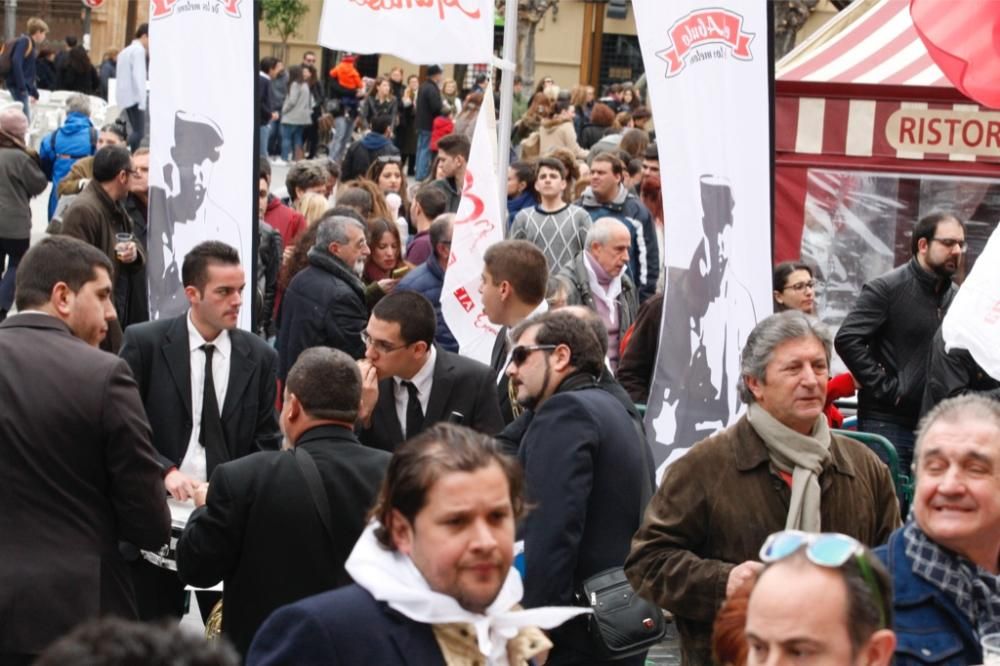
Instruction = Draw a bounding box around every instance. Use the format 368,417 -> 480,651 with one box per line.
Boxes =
747,402 -> 831,532
904,521 -> 1000,638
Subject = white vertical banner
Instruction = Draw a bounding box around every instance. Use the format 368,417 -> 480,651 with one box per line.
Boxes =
634,1 -> 773,477
319,0 -> 494,64
441,87 -> 503,364
942,225 -> 1000,377
147,0 -> 254,331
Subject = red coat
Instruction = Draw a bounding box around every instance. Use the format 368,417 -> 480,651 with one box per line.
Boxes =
264,196 -> 307,248
430,116 -> 454,151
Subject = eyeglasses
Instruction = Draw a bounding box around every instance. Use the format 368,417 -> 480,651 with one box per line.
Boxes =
508,344 -> 557,367
932,237 -> 967,251
782,279 -> 816,292
361,330 -> 409,354
759,530 -> 887,629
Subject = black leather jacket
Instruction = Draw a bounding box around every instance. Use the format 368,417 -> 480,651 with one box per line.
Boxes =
834,258 -> 956,427
921,327 -> 1000,416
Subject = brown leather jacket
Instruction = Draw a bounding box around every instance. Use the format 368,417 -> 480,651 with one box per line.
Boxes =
625,415 -> 901,665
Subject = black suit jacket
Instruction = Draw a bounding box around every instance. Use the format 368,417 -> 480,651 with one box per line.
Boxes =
360,348 -> 504,452
176,425 -> 390,656
0,314 -> 170,655
247,583 -> 446,666
491,326 -> 518,425
120,313 -> 281,477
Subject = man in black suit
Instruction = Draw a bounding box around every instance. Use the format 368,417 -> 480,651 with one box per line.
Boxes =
480,240 -> 550,424
507,310 -> 653,665
176,347 -> 390,657
120,240 -> 281,621
0,237 -> 170,665
358,291 -> 503,452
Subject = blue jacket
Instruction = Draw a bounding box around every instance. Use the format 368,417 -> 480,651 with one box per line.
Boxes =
39,112 -> 96,219
397,255 -> 458,352
247,583 -> 446,666
577,185 -> 659,302
874,526 -> 982,665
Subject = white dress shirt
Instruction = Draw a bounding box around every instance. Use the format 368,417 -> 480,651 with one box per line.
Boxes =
115,39 -> 147,110
178,312 -> 231,482
394,346 -> 437,438
496,300 -> 549,384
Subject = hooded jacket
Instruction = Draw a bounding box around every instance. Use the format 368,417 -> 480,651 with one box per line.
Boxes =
39,111 -> 96,220
341,131 -> 400,181
538,118 -> 587,159
577,185 -> 659,301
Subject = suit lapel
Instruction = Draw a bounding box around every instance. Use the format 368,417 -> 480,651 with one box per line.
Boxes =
490,326 -> 508,376
162,315 -> 192,420
386,608 -> 445,664
423,350 -> 454,426
221,330 -> 255,423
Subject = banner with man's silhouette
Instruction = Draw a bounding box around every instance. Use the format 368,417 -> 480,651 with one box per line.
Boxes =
148,1 -> 253,330
633,0 -> 774,479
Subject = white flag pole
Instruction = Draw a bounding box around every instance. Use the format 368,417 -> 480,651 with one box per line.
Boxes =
495,0 -> 519,217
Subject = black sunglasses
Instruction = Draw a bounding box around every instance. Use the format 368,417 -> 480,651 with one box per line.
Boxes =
509,344 -> 557,367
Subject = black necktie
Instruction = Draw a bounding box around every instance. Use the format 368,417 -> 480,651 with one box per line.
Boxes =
200,344 -> 226,474
402,380 -> 424,439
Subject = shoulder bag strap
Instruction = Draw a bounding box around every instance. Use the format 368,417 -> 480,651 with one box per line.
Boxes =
293,447 -> 337,548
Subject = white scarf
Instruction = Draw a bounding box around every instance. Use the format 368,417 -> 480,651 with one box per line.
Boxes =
345,522 -> 589,665
582,251 -> 622,323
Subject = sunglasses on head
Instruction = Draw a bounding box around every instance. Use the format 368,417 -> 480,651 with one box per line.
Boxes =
759,530 -> 887,629
508,344 -> 557,367
377,155 -> 402,164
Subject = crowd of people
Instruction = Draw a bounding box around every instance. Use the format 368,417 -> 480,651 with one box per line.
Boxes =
1,15 -> 999,666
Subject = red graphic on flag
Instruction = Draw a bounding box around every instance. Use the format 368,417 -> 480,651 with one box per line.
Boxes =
453,287 -> 475,313
656,8 -> 754,78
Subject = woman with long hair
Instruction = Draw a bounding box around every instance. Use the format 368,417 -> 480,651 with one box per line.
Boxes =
619,86 -> 641,112
569,84 -> 595,137
342,178 -> 393,223
294,191 -> 329,227
539,99 -> 587,159
280,65 -> 314,162
396,74 -> 420,176
579,102 -> 614,150
360,76 -> 399,130
619,128 -> 650,160
362,217 -> 409,308
511,92 -> 552,145
59,45 -> 100,95
453,92 -> 482,140
366,155 -> 410,235
441,78 -> 461,115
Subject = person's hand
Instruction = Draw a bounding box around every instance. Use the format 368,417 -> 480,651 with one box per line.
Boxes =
271,111 -> 279,121
357,359 -> 379,427
282,246 -> 294,263
117,242 -> 138,264
193,483 -> 209,508
164,469 -> 199,502
377,278 -> 398,294
29,96 -> 37,104
726,560 -> 764,598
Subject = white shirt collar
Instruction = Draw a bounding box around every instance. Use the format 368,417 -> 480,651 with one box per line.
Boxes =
187,310 -> 231,358
396,345 -> 436,395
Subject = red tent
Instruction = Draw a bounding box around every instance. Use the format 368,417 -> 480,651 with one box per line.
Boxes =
774,0 -> 1000,323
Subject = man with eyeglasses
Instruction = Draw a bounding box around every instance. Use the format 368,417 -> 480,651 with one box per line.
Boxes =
60,144 -> 143,352
277,212 -> 371,380
507,310 -> 652,665
627,311 -> 900,666
356,291 -> 501,452
744,531 -> 897,666
874,394 -> 1000,665
836,212 -> 966,480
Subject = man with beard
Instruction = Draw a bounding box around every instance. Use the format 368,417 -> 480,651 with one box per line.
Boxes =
277,212 -> 370,380
147,111 -> 243,321
506,310 -> 651,665
836,212 -> 966,479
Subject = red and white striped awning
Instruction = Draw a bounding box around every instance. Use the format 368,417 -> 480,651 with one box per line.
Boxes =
777,0 -> 951,87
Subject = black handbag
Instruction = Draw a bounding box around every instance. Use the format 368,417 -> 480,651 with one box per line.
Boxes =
578,566 -> 666,659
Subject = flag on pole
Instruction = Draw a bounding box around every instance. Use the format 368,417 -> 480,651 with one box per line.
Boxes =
942,225 -> 1000,378
633,0 -> 773,478
319,0 -> 494,64
441,87 -> 503,365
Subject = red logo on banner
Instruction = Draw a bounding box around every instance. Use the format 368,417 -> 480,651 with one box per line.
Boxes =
656,8 -> 754,78
151,0 -> 243,19
453,287 -> 476,313
349,0 -> 480,22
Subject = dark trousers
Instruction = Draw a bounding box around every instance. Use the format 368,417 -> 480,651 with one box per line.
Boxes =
0,237 -> 30,313
124,104 -> 145,152
131,558 -> 220,625
858,416 -> 915,515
